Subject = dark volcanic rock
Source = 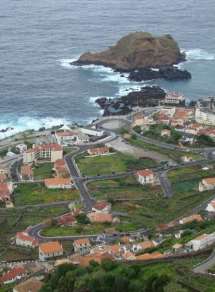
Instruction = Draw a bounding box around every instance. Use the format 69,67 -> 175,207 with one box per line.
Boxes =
95,86 -> 166,116
74,32 -> 185,71
128,66 -> 191,82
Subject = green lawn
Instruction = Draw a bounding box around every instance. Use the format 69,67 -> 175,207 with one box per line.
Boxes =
42,222 -> 111,237
14,183 -> 79,206
0,206 -> 68,262
76,152 -> 157,176
33,162 -> 54,179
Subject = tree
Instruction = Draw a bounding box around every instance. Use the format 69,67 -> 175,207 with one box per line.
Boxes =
76,213 -> 90,225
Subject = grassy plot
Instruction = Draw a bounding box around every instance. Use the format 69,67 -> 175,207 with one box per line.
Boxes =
14,183 -> 79,206
87,175 -> 215,231
88,175 -> 162,200
168,164 -> 215,183
0,206 -> 68,261
42,222 -> 111,237
33,162 -> 54,179
76,152 -> 157,176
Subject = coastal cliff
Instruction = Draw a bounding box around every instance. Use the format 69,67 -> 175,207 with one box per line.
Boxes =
75,32 -> 185,71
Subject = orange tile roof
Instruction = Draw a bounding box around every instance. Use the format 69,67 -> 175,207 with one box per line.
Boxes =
56,130 -> 79,137
88,146 -> 109,155
73,238 -> 90,247
136,169 -> 154,177
88,212 -> 113,223
39,241 -> 63,255
27,143 -> 62,153
93,200 -> 110,210
180,214 -> 203,224
203,177 -> 215,185
44,177 -> 72,186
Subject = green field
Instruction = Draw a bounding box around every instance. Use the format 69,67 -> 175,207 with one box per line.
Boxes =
168,164 -> 215,183
14,183 -> 79,206
0,206 -> 68,262
33,162 -> 54,179
76,152 -> 157,176
87,175 -> 215,231
88,175 -> 162,200
42,222 -> 111,237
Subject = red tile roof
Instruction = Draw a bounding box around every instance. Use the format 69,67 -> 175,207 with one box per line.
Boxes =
58,213 -> 76,226
16,231 -> 38,247
88,212 -> 113,223
93,200 -> 110,211
44,177 -> 72,187
0,183 -> 11,201
0,266 -> 26,283
73,238 -> 90,247
136,169 -> 154,177
26,143 -> 62,153
88,146 -> 109,155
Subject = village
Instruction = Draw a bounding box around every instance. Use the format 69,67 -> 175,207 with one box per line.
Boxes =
2,92 -> 215,291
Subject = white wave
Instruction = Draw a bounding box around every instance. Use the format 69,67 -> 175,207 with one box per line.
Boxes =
185,49 -> 215,61
0,116 -> 71,139
117,84 -> 143,96
58,56 -> 80,69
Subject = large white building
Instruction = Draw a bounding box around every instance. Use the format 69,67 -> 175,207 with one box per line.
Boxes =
23,144 -> 63,164
55,130 -> 89,146
186,232 -> 215,251
195,108 -> 215,126
39,241 -> 63,261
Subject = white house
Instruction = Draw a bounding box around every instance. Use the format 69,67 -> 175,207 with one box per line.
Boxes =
186,232 -> 215,251
199,177 -> 215,192
136,169 -> 155,185
92,201 -> 112,213
73,238 -> 91,256
39,241 -> 63,261
195,108 -> 215,126
16,231 -> 38,248
206,200 -> 215,212
55,130 -> 89,146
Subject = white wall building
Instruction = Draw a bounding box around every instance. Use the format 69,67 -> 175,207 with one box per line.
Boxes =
186,232 -> 215,251
136,169 -> 155,185
195,108 -> 215,126
23,144 -> 63,164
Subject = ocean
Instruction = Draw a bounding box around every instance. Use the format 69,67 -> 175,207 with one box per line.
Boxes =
1,0 -> 215,138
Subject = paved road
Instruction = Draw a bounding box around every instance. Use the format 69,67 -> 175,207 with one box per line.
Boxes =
65,154 -> 95,211
157,171 -> 173,198
193,249 -> 215,274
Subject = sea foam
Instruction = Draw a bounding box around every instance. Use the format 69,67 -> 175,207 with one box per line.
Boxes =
185,49 -> 215,61
0,116 -> 71,139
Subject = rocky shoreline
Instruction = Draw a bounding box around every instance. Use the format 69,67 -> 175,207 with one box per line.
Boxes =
96,86 -> 166,116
